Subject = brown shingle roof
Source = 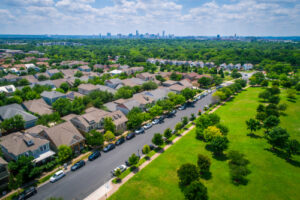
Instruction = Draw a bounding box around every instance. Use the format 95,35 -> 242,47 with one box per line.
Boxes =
42,122 -> 84,148
22,98 -> 53,115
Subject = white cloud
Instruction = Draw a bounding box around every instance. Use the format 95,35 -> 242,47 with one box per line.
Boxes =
3,0 -> 54,7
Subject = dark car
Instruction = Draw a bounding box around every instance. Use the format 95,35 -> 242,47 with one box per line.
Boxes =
167,109 -> 176,117
158,116 -> 164,123
15,187 -> 37,200
115,137 -> 125,145
103,143 -> 115,152
149,144 -> 155,150
126,132 -> 136,140
71,160 -> 85,171
88,151 -> 101,161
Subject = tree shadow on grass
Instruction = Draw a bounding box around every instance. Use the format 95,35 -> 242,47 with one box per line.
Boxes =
130,166 -> 140,174
205,144 -> 228,161
287,98 -> 296,103
200,171 -> 212,180
265,148 -> 300,168
247,133 -> 263,139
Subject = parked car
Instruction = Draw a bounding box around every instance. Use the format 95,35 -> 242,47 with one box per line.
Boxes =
103,143 -> 115,152
143,123 -> 152,129
158,116 -> 165,123
50,170 -> 65,183
125,154 -> 140,166
71,160 -> 85,171
196,95 -> 201,100
126,132 -> 136,140
192,98 -> 197,103
88,151 -> 101,161
115,137 -> 125,145
135,127 -> 145,134
15,187 -> 37,200
178,105 -> 186,110
149,144 -> 155,150
111,165 -> 127,176
170,109 -> 177,115
152,118 -> 160,125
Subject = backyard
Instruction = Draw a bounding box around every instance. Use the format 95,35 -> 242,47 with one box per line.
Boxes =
109,87 -> 300,200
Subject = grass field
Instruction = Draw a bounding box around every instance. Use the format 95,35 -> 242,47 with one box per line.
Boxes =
109,87 -> 300,200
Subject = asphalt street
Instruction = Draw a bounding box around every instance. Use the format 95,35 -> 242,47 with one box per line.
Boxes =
30,73 -> 252,200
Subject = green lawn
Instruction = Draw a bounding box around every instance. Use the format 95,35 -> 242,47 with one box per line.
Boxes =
109,87 -> 300,200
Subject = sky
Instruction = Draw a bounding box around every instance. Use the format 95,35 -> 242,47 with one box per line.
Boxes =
0,0 -> 299,36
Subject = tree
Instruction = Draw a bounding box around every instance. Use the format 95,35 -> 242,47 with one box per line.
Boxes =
295,83 -> 300,91
74,71 -> 83,77
198,77 -> 212,88
85,129 -> 104,147
278,103 -> 287,112
266,127 -> 289,149
38,74 -> 49,81
128,153 -> 140,168
268,95 -> 280,104
60,82 -> 70,93
190,113 -> 196,121
175,122 -> 183,132
58,145 -> 73,163
216,123 -> 229,135
246,118 -> 261,133
177,163 -> 200,186
183,180 -> 208,200
142,144 -> 151,155
203,126 -> 222,142
228,150 -> 250,185
209,136 -> 229,155
8,156 -> 40,187
152,133 -> 164,146
197,154 -> 211,173
50,72 -> 64,80
127,107 -> 144,130
285,139 -> 300,159
71,97 -> 85,114
52,98 -> 72,116
0,115 -> 25,133
231,69 -> 242,78
103,117 -> 116,133
114,168 -> 122,182
181,88 -> 196,100
256,104 -> 265,113
115,86 -> 134,99
164,128 -> 172,141
142,81 -> 158,90
256,112 -> 267,122
263,115 -> 280,131
149,105 -> 163,118
104,130 -> 115,142
258,90 -> 271,101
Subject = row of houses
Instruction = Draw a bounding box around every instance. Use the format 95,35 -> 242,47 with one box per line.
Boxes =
147,58 -> 253,70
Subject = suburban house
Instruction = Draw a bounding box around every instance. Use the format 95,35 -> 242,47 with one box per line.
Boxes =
60,69 -> 77,78
40,121 -> 85,153
51,78 -> 70,88
0,85 -> 16,94
0,131 -> 55,163
25,64 -> 39,72
168,84 -> 186,93
70,107 -> 109,133
183,72 -> 203,81
103,102 -> 118,112
0,157 -> 9,191
97,85 -> 117,94
132,93 -> 154,108
104,110 -> 128,133
34,72 -> 50,80
46,69 -> 60,77
3,74 -> 20,83
0,104 -> 38,130
78,83 -> 100,95
122,78 -> 145,87
22,98 -> 53,116
34,80 -> 55,89
66,91 -> 84,100
136,72 -> 156,81
142,87 -> 171,101
243,63 -> 253,70
123,67 -> 144,75
78,65 -> 91,72
162,80 -> 178,87
22,75 -> 38,84
179,79 -> 193,88
41,91 -> 66,105
116,99 -> 141,115
105,78 -> 123,89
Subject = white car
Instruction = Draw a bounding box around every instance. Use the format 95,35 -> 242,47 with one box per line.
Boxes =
50,170 -> 65,183
112,165 -> 127,176
152,118 -> 160,125
143,123 -> 152,129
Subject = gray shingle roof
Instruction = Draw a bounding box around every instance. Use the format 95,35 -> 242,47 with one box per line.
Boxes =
41,91 -> 66,99
0,103 -> 38,122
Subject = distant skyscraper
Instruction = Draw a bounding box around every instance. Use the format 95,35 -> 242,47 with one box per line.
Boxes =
136,30 -> 139,36
162,30 -> 165,37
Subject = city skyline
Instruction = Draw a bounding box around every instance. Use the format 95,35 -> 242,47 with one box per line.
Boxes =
0,0 -> 300,36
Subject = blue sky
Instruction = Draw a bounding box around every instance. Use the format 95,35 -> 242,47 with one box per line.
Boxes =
0,0 -> 299,36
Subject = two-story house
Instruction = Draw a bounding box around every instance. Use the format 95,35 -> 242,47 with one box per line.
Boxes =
0,131 -> 55,163
41,91 -> 66,105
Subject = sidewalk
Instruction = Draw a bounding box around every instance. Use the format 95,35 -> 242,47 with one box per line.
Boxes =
84,125 -> 195,200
